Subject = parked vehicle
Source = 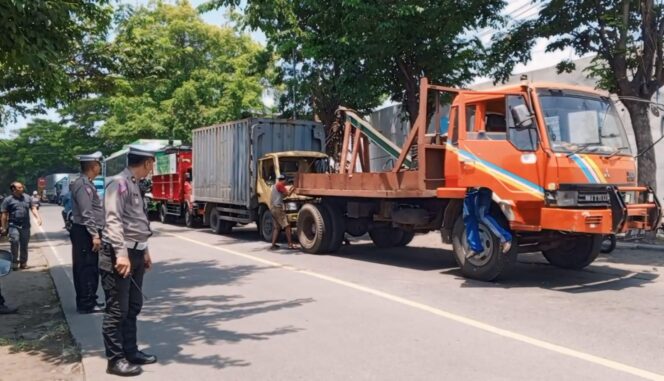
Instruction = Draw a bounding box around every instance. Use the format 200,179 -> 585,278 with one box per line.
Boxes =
43,173 -> 69,203
151,146 -> 199,226
37,177 -> 46,201
103,139 -> 181,219
192,118 -> 328,240
292,78 -> 662,281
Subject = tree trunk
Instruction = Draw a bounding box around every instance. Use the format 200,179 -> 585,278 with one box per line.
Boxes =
625,101 -> 657,191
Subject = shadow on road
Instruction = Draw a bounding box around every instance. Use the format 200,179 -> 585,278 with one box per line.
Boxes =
455,252 -> 659,293
325,243 -> 458,272
63,259 -> 311,369
308,241 -> 659,293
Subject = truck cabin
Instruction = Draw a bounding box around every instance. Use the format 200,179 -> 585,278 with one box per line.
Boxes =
259,152 -> 329,186
446,82 -> 657,234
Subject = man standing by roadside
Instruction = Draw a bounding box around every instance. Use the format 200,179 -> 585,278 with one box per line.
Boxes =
1,182 -> 42,270
270,174 -> 296,250
70,151 -> 105,314
100,146 -> 157,377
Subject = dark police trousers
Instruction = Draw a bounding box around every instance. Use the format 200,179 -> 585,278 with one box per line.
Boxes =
100,245 -> 145,361
8,224 -> 30,265
69,224 -> 99,310
0,284 -> 5,305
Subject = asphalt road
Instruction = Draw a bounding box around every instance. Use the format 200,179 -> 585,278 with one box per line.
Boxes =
32,204 -> 664,381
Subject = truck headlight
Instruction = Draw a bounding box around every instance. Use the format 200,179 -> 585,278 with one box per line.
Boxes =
555,190 -> 578,207
622,191 -> 634,204
285,202 -> 298,211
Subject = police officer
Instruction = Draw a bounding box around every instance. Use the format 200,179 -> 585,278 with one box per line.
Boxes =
100,146 -> 157,377
70,151 -> 104,314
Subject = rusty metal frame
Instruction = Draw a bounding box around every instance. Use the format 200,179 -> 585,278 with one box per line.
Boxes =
298,77 -> 465,198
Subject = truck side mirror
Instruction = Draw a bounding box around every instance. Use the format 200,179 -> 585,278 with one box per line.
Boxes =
0,250 -> 12,277
510,104 -> 534,128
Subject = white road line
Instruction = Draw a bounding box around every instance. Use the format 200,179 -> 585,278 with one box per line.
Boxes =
168,232 -> 664,381
36,223 -> 74,284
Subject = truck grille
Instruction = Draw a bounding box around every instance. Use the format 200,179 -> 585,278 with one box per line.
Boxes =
577,193 -> 610,205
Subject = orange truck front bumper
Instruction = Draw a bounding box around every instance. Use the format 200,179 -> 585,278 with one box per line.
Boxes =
540,186 -> 661,234
540,208 -> 613,234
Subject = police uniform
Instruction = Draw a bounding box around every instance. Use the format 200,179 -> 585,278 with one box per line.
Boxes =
1,192 -> 33,267
70,151 -> 104,312
99,146 -> 156,374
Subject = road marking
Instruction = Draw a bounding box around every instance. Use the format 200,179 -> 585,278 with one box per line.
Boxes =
168,231 -> 664,381
36,224 -> 74,284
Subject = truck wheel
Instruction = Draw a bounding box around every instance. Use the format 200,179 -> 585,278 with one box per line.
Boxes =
210,208 -> 234,234
184,207 -> 198,228
600,234 -> 617,254
369,227 -> 404,248
543,235 -> 602,269
259,206 -> 274,242
346,218 -> 369,237
451,216 -> 516,281
159,204 -> 171,224
396,230 -> 415,247
297,203 -> 331,254
322,203 -> 345,253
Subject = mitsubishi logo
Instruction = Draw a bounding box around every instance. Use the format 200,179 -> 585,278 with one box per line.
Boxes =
604,169 -> 611,179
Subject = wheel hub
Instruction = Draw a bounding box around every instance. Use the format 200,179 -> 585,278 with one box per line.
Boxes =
463,225 -> 494,267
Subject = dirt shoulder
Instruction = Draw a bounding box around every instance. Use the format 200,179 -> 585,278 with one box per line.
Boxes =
0,242 -> 84,381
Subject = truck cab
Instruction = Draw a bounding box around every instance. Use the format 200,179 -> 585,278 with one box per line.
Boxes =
256,151 -> 329,241
443,82 -> 660,270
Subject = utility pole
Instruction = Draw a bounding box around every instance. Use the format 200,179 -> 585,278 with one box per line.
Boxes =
292,48 -> 297,119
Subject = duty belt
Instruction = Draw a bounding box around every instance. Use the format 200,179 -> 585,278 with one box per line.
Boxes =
125,241 -> 148,251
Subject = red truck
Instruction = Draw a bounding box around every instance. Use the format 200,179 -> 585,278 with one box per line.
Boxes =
151,146 -> 202,227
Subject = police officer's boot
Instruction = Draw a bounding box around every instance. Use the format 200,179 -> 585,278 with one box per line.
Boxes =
107,358 -> 142,377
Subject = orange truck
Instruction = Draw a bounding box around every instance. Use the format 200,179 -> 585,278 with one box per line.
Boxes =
293,78 -> 661,281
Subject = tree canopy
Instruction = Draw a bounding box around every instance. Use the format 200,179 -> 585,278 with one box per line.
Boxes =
203,0 -> 506,126
488,0 -> 664,189
67,1 -> 273,146
0,0 -> 113,124
0,119 -> 101,191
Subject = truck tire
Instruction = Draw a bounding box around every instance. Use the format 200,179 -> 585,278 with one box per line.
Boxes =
396,230 -> 415,247
322,203 -> 346,253
258,206 -> 274,242
451,215 -> 516,282
369,227 -> 404,248
543,235 -> 602,269
210,208 -> 234,234
184,206 -> 199,228
159,203 -> 172,224
297,203 -> 331,254
600,234 -> 617,254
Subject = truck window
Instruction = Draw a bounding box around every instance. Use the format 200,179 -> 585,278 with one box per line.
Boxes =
465,105 -> 476,133
466,99 -> 508,141
261,160 -> 276,184
449,106 -> 459,145
506,95 -> 539,151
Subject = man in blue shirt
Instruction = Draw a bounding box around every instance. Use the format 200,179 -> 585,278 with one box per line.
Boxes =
1,182 -> 42,269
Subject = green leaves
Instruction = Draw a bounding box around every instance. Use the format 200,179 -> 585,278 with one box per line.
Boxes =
64,1 -> 271,146
0,0 -> 113,123
0,119 -> 102,190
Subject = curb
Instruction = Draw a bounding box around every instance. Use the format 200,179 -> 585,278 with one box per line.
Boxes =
616,242 -> 664,252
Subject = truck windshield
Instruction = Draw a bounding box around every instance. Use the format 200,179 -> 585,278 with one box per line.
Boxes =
279,157 -> 329,176
538,91 -> 631,156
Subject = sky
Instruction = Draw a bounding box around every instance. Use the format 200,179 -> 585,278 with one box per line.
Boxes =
1,0 -> 582,138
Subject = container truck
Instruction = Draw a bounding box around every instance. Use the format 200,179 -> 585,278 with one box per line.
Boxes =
43,173 -> 69,203
192,118 -> 328,240
293,78 -> 662,281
